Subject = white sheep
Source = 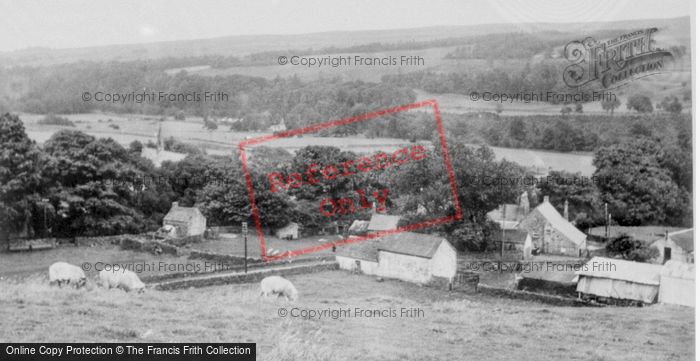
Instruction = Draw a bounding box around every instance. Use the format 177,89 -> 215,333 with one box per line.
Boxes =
48,262 -> 86,288
260,276 -> 298,301
99,269 -> 146,293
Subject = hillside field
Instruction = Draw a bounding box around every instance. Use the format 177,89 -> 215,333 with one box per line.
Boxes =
0,269 -> 693,361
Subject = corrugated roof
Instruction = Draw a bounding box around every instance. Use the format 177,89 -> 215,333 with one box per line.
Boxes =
534,201 -> 586,247
164,206 -> 203,223
368,214 -> 401,231
377,232 -> 450,259
576,257 -> 663,285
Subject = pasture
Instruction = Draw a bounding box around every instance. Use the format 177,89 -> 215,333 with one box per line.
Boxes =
20,112 -> 596,174
0,269 -> 693,360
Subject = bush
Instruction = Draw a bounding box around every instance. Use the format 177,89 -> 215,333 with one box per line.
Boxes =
38,114 -> 74,127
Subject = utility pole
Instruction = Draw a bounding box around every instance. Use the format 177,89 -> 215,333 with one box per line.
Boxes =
242,222 -> 248,273
604,203 -> 609,241
500,204 -> 506,273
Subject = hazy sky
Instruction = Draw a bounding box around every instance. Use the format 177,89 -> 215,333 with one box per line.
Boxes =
0,0 -> 693,52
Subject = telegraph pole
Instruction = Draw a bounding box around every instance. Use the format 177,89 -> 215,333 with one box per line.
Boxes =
242,222 -> 248,273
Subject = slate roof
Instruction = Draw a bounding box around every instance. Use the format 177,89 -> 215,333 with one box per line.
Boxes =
367,214 -> 401,231
336,232 -> 451,261
534,201 -> 586,247
588,226 -> 685,244
378,233 -> 450,259
164,205 -> 204,223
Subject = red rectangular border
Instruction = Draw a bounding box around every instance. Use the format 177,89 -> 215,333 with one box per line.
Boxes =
238,99 -> 462,262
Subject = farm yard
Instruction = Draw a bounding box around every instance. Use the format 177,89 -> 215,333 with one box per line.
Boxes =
0,269 -> 693,361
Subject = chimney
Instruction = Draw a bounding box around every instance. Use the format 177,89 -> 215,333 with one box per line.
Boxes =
172,201 -> 179,209
543,195 -> 550,203
563,199 -> 569,221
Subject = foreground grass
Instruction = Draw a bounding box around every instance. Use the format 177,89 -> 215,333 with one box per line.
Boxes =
0,271 -> 693,361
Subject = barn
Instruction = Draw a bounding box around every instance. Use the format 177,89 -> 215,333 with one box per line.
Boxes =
575,257 -> 663,304
162,202 -> 206,239
336,232 -> 457,287
518,196 -> 587,257
658,261 -> 695,307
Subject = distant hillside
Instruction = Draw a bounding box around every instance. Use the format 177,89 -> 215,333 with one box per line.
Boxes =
0,16 -> 690,67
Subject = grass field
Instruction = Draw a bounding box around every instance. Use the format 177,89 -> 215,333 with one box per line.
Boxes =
0,269 -> 693,360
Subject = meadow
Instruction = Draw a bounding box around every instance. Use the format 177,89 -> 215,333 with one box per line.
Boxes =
0,269 -> 693,361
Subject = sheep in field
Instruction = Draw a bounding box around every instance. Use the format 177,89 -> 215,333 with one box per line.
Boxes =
99,269 -> 146,293
48,262 -> 87,288
260,276 -> 298,301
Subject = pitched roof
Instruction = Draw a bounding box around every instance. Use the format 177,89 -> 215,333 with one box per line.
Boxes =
487,204 -> 523,223
377,232 -> 451,259
336,232 -> 451,260
534,201 -> 586,247
348,220 -> 369,233
668,229 -> 694,252
335,239 -> 381,262
576,257 -> 663,286
164,205 -> 203,223
368,214 -> 401,231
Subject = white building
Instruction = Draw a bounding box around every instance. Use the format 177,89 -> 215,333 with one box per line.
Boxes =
651,228 -> 694,264
275,222 -> 299,240
162,202 -> 207,239
336,232 -> 457,287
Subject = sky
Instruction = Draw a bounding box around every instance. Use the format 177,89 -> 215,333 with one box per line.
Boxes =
0,0 -> 694,52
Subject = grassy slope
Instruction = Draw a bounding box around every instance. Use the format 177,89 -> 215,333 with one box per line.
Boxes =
0,270 -> 693,361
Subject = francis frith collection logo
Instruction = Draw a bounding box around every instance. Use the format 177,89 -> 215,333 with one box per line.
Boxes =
563,28 -> 673,89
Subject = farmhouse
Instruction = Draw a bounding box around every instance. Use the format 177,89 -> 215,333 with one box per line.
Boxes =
276,222 -> 299,240
518,196 -> 587,257
367,214 -> 401,232
336,232 -> 457,287
575,257 -> 663,304
162,202 -> 206,239
651,228 -> 694,264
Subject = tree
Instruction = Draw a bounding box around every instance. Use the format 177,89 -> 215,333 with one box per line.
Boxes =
593,139 -> 689,226
601,97 -> 621,115
626,94 -> 653,113
605,234 -> 659,263
537,170 -> 604,229
657,96 -> 683,114
0,113 -> 45,242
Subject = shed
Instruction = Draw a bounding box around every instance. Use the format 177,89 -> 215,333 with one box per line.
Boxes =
658,261 -> 694,307
575,257 -> 663,304
518,196 -> 587,257
348,220 -> 370,235
162,202 -> 207,238
275,222 -> 299,240
367,214 -> 401,231
651,228 -> 694,264
336,232 -> 457,287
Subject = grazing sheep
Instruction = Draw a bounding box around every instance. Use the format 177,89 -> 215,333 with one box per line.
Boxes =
99,269 -> 146,293
260,276 -> 298,301
48,262 -> 86,288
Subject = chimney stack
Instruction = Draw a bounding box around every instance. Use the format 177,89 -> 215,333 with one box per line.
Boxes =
172,201 -> 179,208
543,195 -> 550,203
563,199 -> 569,221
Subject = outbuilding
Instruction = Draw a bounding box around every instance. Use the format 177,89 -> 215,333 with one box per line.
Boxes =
162,202 -> 206,239
336,232 -> 457,287
575,257 -> 663,304
275,222 -> 299,240
518,196 -> 587,257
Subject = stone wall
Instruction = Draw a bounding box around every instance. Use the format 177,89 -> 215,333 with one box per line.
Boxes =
154,262 -> 339,290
